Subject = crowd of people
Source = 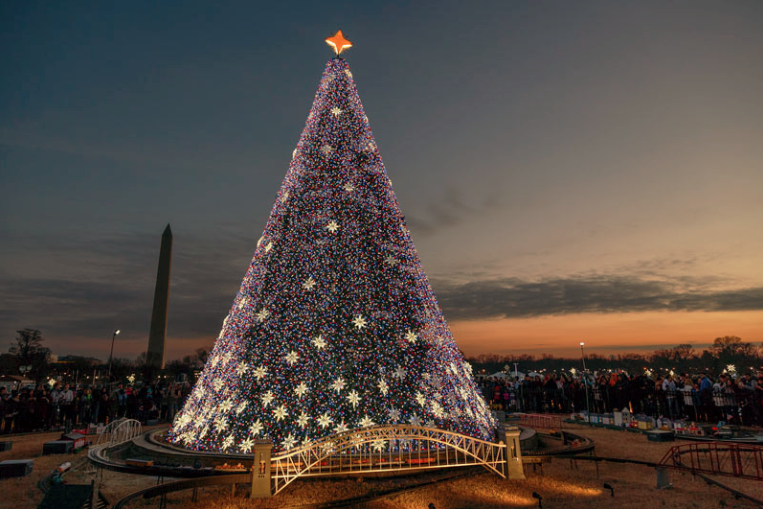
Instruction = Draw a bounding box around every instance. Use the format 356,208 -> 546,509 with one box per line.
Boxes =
479,370 -> 763,426
2,370 -> 762,435
0,381 -> 189,434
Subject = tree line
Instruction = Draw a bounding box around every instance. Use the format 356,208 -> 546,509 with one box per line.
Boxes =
467,336 -> 761,376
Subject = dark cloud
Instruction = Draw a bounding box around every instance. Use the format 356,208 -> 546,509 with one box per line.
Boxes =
404,186 -> 504,237
431,275 -> 763,320
0,228 -> 255,357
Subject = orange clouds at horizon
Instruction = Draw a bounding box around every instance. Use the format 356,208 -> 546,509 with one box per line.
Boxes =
449,310 -> 763,358
53,311 -> 763,364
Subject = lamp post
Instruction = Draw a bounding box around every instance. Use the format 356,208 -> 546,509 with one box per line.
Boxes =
107,329 -> 120,382
580,342 -> 591,417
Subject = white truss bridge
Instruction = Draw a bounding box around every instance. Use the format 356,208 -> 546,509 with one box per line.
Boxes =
265,424 -> 514,496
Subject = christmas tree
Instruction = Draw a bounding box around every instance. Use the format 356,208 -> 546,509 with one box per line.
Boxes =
169,32 -> 496,454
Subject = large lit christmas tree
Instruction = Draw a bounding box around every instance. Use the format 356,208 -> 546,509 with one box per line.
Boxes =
169,31 -> 496,454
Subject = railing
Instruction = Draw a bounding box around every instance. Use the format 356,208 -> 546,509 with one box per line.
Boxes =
515,413 -> 563,430
659,442 -> 763,481
482,384 -> 763,425
269,424 -> 507,495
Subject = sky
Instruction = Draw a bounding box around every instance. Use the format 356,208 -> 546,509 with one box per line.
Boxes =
1,1 -> 762,362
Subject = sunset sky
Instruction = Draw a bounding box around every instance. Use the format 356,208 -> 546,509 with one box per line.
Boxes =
1,1 -> 762,362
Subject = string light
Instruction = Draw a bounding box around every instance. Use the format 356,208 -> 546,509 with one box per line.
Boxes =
168,57 -> 496,454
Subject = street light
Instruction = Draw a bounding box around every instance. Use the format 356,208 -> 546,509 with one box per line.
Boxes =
107,329 -> 120,382
580,341 -> 591,417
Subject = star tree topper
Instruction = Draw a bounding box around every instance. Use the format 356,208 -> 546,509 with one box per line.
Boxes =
325,30 -> 353,56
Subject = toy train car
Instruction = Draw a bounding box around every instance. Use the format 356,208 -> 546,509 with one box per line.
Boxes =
126,459 -> 155,468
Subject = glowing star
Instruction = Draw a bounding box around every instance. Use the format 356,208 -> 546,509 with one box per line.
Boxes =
297,412 -> 309,428
241,437 -> 254,454
253,366 -> 267,381
292,148 -> 297,159
285,351 -> 299,365
425,419 -> 436,428
409,415 -> 422,427
343,183 -> 355,192
377,379 -> 389,396
273,404 -> 288,421
264,241 -> 273,253
294,382 -> 309,398
321,144 -> 334,155
331,377 -> 346,393
372,440 -> 385,452
282,433 -> 298,450
222,435 -> 234,450
235,401 -> 248,415
260,391 -> 275,408
393,366 -> 406,379
415,391 -> 426,407
256,308 -> 270,322
347,390 -> 361,409
352,314 -> 367,329
318,412 -> 333,429
212,379 -> 224,392
326,220 -> 340,233
331,107 -> 343,117
237,296 -> 248,310
303,277 -> 316,291
214,416 -> 229,432
334,421 -> 349,434
431,401 -> 445,418
325,30 -> 353,55
359,415 -> 375,428
389,408 -> 401,422
405,330 -> 418,344
345,69 -> 353,79
235,363 -> 249,377
312,334 -> 327,350
281,191 -> 290,203
249,419 -> 263,436
219,400 -> 233,413
384,255 -> 398,266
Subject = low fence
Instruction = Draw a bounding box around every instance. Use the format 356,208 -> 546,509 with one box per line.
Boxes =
484,385 -> 763,425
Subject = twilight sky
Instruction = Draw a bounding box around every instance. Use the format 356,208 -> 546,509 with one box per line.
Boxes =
1,1 -> 762,362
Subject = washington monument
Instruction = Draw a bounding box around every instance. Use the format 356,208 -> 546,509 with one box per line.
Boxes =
146,224 -> 172,368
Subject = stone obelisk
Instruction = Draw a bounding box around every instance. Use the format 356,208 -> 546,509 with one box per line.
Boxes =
146,224 -> 172,369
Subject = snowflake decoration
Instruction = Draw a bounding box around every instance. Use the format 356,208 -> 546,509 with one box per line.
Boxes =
331,107 -> 343,117
256,308 -> 270,322
303,277 -> 316,291
352,315 -> 367,329
241,437 -> 254,453
405,330 -> 417,344
326,220 -> 340,233
282,433 -> 297,450
377,379 -> 389,396
274,404 -> 288,421
260,391 -> 275,407
312,334 -> 327,350
347,390 -> 361,409
318,413 -> 333,429
249,419 -> 263,436
285,350 -> 299,366
294,382 -> 309,398
331,377 -> 346,393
